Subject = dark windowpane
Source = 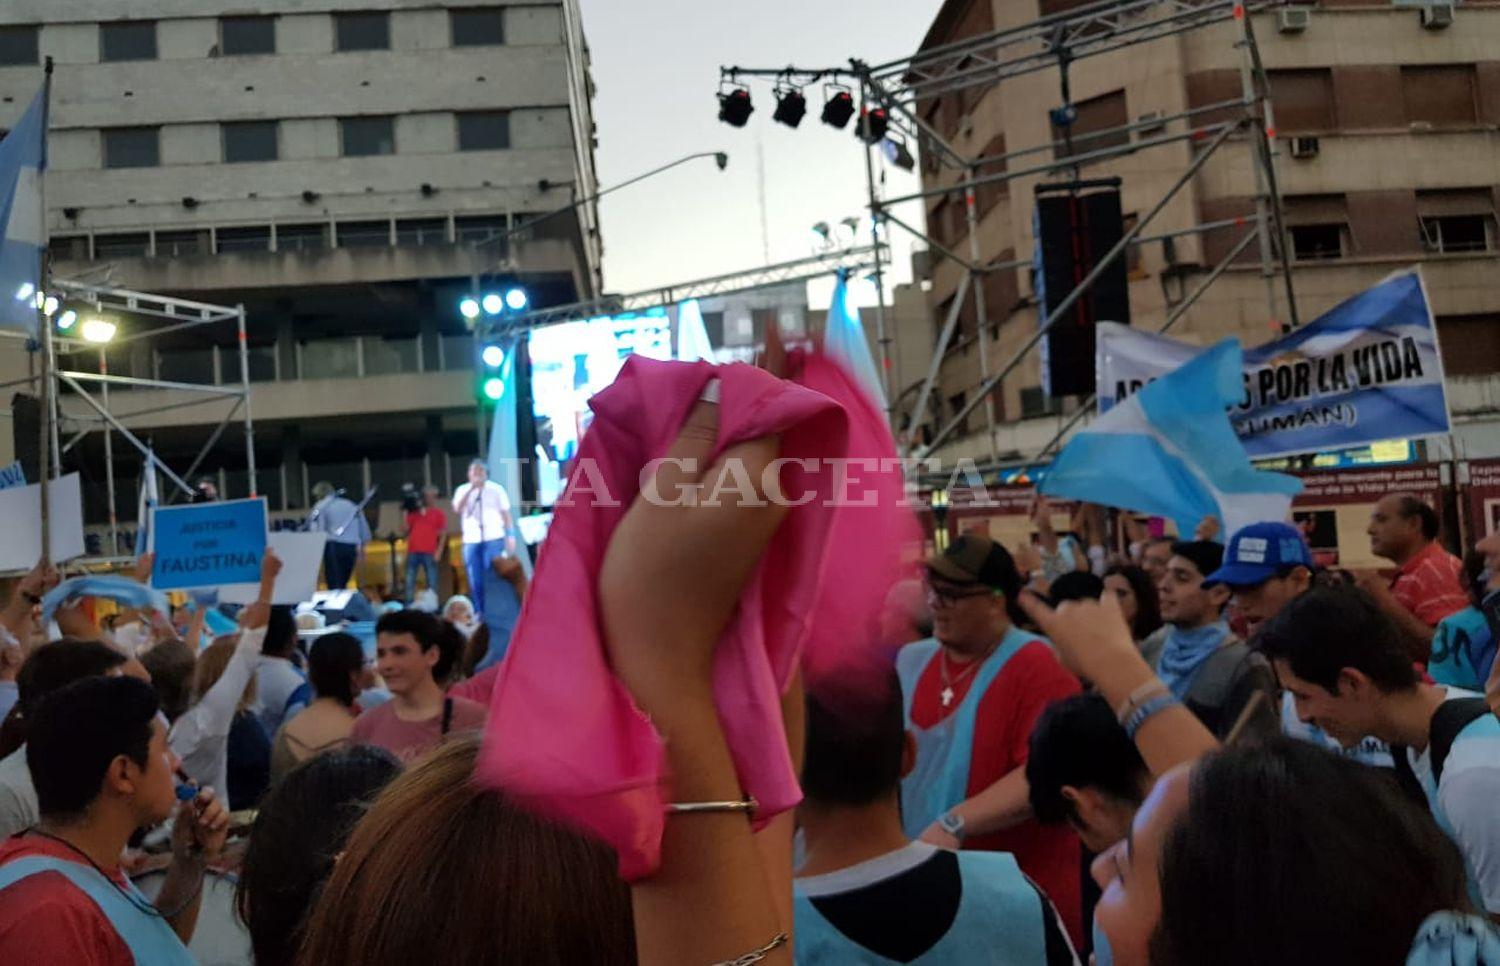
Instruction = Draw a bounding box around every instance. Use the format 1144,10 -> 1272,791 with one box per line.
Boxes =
396,219 -> 448,246
103,128 -> 159,168
100,22 -> 158,62
1290,224 -> 1345,261
336,221 -> 390,248
94,233 -> 149,258
340,116 -> 395,157
362,336 -> 418,375
216,226 -> 272,253
0,25 -> 40,66
451,8 -> 506,46
1421,215 -> 1492,254
158,347 -> 216,385
1402,65 -> 1477,127
49,236 -> 90,261
221,16 -> 276,55
458,111 -> 511,151
701,311 -> 725,346
223,121 -> 279,163
335,12 -> 390,52
155,230 -> 207,257
454,215 -> 510,244
301,339 -> 361,379
277,224 -> 328,252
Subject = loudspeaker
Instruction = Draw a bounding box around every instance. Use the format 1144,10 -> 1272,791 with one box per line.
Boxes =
10,393 -> 41,484
1034,181 -> 1130,397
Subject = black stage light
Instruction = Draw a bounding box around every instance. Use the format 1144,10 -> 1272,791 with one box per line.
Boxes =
821,86 -> 855,129
884,136 -> 916,172
773,87 -> 807,128
856,106 -> 889,144
718,86 -> 754,127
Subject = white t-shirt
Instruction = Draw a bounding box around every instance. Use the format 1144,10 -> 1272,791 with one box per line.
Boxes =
1409,687 -> 1500,914
452,479 -> 511,545
0,745 -> 36,838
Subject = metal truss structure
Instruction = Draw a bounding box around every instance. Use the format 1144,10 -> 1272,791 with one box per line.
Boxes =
722,0 -> 1299,469
3,279 -> 255,563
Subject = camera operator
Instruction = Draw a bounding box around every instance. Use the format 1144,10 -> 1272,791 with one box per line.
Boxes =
403,485 -> 448,604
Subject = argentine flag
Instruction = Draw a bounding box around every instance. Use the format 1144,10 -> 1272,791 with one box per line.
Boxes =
675,298 -> 716,362
823,269 -> 887,408
0,84 -> 47,335
1040,339 -> 1302,539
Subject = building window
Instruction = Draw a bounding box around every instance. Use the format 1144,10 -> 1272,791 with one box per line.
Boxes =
1020,386 -> 1062,419
336,220 -> 391,247
334,12 -> 390,52
339,116 -> 395,157
395,218 -> 447,246
155,230 -> 208,257
1418,189 -> 1496,253
216,226 -> 272,254
455,215 -> 510,244
94,233 -> 150,258
457,111 -> 511,151
451,8 -> 506,46
1266,68 -> 1335,132
1402,65 -> 1477,127
277,224 -> 329,252
102,127 -> 160,169
1435,314 -> 1500,377
1054,89 -> 1130,159
100,21 -> 158,62
0,25 -> 40,66
1285,194 -> 1348,261
1289,224 -> 1346,261
221,16 -> 276,56
947,391 -> 970,436
222,121 -> 279,163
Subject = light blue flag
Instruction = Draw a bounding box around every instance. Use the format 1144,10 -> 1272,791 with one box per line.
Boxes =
485,335 -> 532,580
676,299 -> 716,362
1040,339 -> 1302,539
823,270 -> 887,408
0,84 -> 48,335
134,448 -> 161,557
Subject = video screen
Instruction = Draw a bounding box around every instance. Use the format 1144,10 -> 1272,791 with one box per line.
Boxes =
527,309 -> 672,505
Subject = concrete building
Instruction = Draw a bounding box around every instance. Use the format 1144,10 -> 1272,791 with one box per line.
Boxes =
0,0 -> 601,547
906,0 -> 1500,465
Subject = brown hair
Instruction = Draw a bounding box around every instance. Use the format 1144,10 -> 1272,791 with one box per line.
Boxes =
140,639 -> 197,722
296,737 -> 634,966
194,638 -> 257,714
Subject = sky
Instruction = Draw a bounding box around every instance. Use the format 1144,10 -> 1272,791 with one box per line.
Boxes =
577,0 -> 947,309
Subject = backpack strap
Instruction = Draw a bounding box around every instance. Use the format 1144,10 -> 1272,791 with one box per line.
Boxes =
441,697 -> 454,737
1428,697 -> 1491,786
1389,745 -> 1426,807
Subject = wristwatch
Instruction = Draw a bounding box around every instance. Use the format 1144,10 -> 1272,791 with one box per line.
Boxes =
937,810 -> 967,842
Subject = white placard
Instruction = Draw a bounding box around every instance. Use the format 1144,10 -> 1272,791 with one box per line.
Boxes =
218,531 -> 327,605
0,473 -> 86,570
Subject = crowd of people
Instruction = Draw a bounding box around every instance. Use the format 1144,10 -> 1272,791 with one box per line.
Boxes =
0,375 -> 1498,964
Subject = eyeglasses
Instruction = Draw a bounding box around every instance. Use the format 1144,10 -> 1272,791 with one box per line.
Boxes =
925,583 -> 996,607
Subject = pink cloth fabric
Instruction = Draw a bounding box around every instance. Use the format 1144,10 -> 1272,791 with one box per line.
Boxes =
477,353 -> 916,880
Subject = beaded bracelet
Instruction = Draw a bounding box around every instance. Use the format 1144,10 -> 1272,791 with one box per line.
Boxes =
1124,693 -> 1181,740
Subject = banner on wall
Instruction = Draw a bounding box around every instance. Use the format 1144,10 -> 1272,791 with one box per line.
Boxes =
1097,269 -> 1450,460
1466,458 -> 1500,540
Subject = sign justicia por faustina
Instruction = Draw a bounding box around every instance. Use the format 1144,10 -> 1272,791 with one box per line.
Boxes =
1096,269 -> 1451,460
150,497 -> 268,591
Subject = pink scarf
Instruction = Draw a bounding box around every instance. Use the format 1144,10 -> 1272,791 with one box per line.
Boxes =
477,353 -> 917,879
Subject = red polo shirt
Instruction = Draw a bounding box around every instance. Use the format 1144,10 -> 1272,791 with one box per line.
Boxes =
1391,542 -> 1468,627
406,507 -> 448,556
908,638 -> 1084,947
0,835 -> 135,966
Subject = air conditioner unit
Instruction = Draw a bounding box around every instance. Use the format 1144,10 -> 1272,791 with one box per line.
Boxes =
1290,135 -> 1320,159
1135,110 -> 1166,136
1277,7 -> 1311,32
1421,3 -> 1454,29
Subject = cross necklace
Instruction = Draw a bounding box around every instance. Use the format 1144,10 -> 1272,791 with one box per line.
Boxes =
939,643 -> 997,708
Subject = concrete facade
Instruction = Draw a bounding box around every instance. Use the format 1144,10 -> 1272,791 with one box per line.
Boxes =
907,0 -> 1500,466
0,1 -> 602,545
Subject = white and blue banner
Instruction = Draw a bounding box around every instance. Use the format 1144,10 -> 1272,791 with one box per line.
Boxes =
1043,339 -> 1303,539
1097,269 -> 1450,460
0,83 -> 47,335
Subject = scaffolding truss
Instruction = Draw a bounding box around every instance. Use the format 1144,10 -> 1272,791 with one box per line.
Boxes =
722,0 -> 1299,469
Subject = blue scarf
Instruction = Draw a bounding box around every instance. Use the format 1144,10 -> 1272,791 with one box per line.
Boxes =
1157,620 -> 1231,699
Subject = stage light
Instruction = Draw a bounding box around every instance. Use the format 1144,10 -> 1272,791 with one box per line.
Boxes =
42,295 -> 59,316
482,293 -> 503,315
821,87 -> 855,129
504,288 -> 528,311
481,344 -> 505,368
856,107 -> 889,145
883,136 -> 916,172
481,376 -> 504,401
718,85 -> 754,128
14,283 -> 34,302
773,86 -> 807,128
811,221 -> 832,246
459,297 -> 481,320
56,310 -> 78,330
81,318 -> 117,344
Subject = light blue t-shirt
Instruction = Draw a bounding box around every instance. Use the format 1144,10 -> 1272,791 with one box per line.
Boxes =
1280,691 -> 1393,768
1429,605 -> 1497,694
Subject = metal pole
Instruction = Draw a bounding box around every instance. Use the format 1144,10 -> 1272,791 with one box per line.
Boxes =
1238,7 -> 1300,328
236,305 -> 257,496
36,58 -> 56,566
99,348 -> 119,555
963,171 -> 1000,463
59,374 -> 196,497
907,272 -> 973,453
1236,15 -> 1279,330
174,399 -> 245,503
858,74 -> 895,414
917,119 -> 1240,457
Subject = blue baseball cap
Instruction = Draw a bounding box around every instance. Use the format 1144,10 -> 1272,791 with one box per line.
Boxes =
1203,522 -> 1314,588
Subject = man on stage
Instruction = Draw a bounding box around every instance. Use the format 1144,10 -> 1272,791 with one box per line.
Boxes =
309,482 -> 370,591
451,460 -> 514,619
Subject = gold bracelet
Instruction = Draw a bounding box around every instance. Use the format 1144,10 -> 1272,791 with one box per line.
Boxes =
666,797 -> 758,815
711,932 -> 788,966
